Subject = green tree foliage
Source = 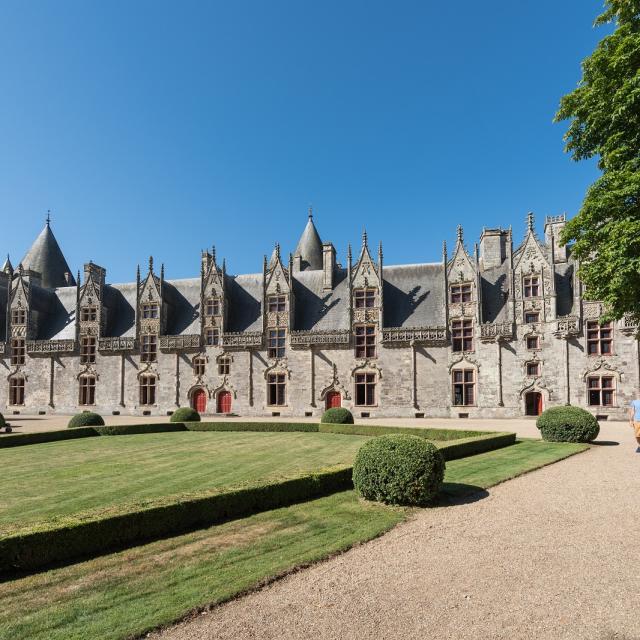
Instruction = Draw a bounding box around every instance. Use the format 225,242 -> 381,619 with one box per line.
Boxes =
555,1 -> 640,320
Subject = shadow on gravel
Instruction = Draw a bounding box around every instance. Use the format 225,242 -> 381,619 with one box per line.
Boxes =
591,441 -> 620,446
435,483 -> 490,507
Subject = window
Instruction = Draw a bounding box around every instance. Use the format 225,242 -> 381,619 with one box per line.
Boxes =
526,335 -> 540,350
354,289 -> 376,308
193,356 -> 206,377
11,308 -> 26,325
450,283 -> 472,303
355,372 -> 376,406
354,325 -> 376,358
205,298 -> 220,316
10,338 -> 25,366
79,375 -> 96,405
139,375 -> 156,405
268,329 -> 286,359
80,336 -> 96,364
526,362 -> 540,377
141,334 -> 157,362
452,369 -> 475,406
80,306 -> 98,322
524,312 -> 540,324
142,303 -> 159,319
523,276 -> 540,298
587,321 -> 613,355
205,327 -> 220,346
267,373 -> 286,406
587,376 -> 615,407
268,295 -> 286,313
218,356 -> 231,376
9,377 -> 24,405
451,319 -> 473,352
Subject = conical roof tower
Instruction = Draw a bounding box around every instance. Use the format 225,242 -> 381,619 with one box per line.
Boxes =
20,216 -> 76,288
294,208 -> 323,271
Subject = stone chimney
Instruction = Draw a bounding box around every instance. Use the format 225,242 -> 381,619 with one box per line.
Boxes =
322,243 -> 336,290
544,215 -> 568,263
479,228 -> 507,269
84,262 -> 106,288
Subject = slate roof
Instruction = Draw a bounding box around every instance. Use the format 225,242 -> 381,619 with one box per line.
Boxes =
20,223 -> 76,289
481,263 -> 511,323
226,273 -> 263,332
294,216 -> 323,271
294,269 -> 350,331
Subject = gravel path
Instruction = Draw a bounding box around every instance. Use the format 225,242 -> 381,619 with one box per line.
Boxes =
152,422 -> 640,640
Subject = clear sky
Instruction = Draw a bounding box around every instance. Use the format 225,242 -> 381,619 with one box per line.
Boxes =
0,0 -> 608,283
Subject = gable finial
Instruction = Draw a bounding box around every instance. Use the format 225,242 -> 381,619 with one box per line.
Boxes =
527,211 -> 535,232
275,242 -> 281,261
362,229 -> 368,248
160,263 -> 165,280
347,243 -> 352,262
211,245 -> 216,263
457,224 -> 463,244
308,204 -> 313,220
378,240 -> 383,259
442,240 -> 447,257
148,255 -> 153,273
46,210 -> 51,227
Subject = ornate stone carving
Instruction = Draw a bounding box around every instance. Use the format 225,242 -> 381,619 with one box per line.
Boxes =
350,359 -> 382,378
480,322 -> 514,342
98,337 -> 135,352
263,358 -> 291,379
448,354 -> 481,372
353,308 -> 379,324
554,316 -> 580,337
581,357 -> 622,381
159,334 -> 201,351
222,331 -> 263,348
620,313 -> 639,336
518,377 -> 553,399
582,301 -> 604,319
266,311 -> 288,327
382,326 -> 447,346
319,363 -> 351,401
290,329 -> 350,347
26,339 -> 75,354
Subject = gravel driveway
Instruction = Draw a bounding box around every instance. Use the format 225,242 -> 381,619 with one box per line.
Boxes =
151,421 -> 639,640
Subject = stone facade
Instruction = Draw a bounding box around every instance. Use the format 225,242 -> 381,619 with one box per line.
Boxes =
1,212 -> 638,420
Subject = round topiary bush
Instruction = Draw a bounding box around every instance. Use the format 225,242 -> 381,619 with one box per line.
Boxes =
353,434 -> 446,506
170,407 -> 201,423
0,413 -> 5,429
67,412 -> 105,429
321,407 -> 354,424
536,406 -> 599,443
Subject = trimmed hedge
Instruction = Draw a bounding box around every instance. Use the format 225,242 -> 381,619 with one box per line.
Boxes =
188,422 -> 319,433
536,406 -> 600,443
68,412 -> 105,429
0,413 -> 5,429
353,434 -> 445,506
170,407 -> 200,423
97,423 -> 186,436
319,423 -> 486,441
321,408 -> 354,424
438,432 -> 516,461
0,427 -> 99,448
0,466 -> 352,575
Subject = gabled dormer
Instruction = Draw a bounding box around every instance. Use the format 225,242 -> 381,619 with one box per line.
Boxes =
78,262 -> 106,338
262,244 -> 292,360
137,257 -> 165,349
513,213 -> 556,323
9,265 -> 32,339
201,247 -> 226,347
446,226 -> 479,322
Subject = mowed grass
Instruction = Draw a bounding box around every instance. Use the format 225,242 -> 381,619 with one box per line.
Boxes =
0,431 -> 369,530
0,439 -> 587,640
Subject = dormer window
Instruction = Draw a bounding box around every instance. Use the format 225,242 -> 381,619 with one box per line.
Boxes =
11,308 -> 26,325
450,283 -> 472,303
354,289 -> 376,308
142,303 -> 159,319
80,306 -> 98,322
205,298 -> 221,316
523,276 -> 540,298
268,295 -> 286,313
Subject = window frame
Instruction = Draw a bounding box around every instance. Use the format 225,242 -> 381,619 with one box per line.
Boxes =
586,320 -> 613,356
526,335 -> 540,350
450,283 -> 472,304
193,356 -> 206,377
355,372 -> 376,406
523,275 -> 540,298
268,295 -> 287,313
80,306 -> 98,322
139,374 -> 157,406
11,308 -> 26,325
353,288 -> 376,309
524,311 -> 540,324
141,303 -> 159,319
267,372 -> 286,406
140,334 -> 158,363
354,324 -> 376,359
9,377 -> 25,406
205,298 -> 221,317
78,375 -> 96,406
587,375 -> 615,407
451,319 -> 474,352
526,361 -> 540,377
80,336 -> 97,364
218,356 -> 231,376
205,327 -> 220,346
10,338 -> 25,366
267,328 -> 286,359
452,368 -> 475,407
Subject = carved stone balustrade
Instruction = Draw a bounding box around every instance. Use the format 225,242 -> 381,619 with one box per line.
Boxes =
353,308 -> 379,323
554,316 -> 581,338
620,313 -> 639,336
222,331 -> 263,349
0,343 -> 5,355
98,337 -> 136,352
382,326 -> 447,346
26,339 -> 75,354
290,329 -> 351,348
160,334 -> 201,351
480,322 -> 514,342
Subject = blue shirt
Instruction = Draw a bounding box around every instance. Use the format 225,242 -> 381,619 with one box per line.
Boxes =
631,400 -> 640,421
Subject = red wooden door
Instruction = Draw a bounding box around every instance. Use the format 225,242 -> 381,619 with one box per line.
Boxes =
326,391 -> 341,409
536,393 -> 543,416
192,388 -> 207,413
525,392 -> 542,416
217,390 -> 232,413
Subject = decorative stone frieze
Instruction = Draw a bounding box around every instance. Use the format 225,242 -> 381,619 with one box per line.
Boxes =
26,339 -> 75,354
98,337 -> 136,352
382,326 -> 447,346
159,334 -> 201,351
290,330 -> 350,347
222,331 -> 263,349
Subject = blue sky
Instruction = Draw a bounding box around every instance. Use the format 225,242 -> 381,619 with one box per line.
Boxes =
0,0 -> 608,282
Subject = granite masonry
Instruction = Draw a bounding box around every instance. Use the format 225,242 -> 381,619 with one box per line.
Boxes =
1,212 -> 637,420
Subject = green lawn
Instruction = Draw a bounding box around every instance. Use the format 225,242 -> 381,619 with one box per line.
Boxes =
0,431 -> 369,531
0,439 -> 587,640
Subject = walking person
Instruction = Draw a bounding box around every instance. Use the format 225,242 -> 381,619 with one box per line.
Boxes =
628,398 -> 640,452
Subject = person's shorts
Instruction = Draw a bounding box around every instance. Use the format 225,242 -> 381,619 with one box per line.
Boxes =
634,422 -> 640,438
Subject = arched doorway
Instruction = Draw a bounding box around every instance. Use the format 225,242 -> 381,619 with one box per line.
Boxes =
191,388 -> 207,413
325,390 -> 342,409
217,390 -> 232,413
525,391 -> 543,416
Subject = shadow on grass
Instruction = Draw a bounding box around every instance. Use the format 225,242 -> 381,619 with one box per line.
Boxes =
434,482 -> 489,507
